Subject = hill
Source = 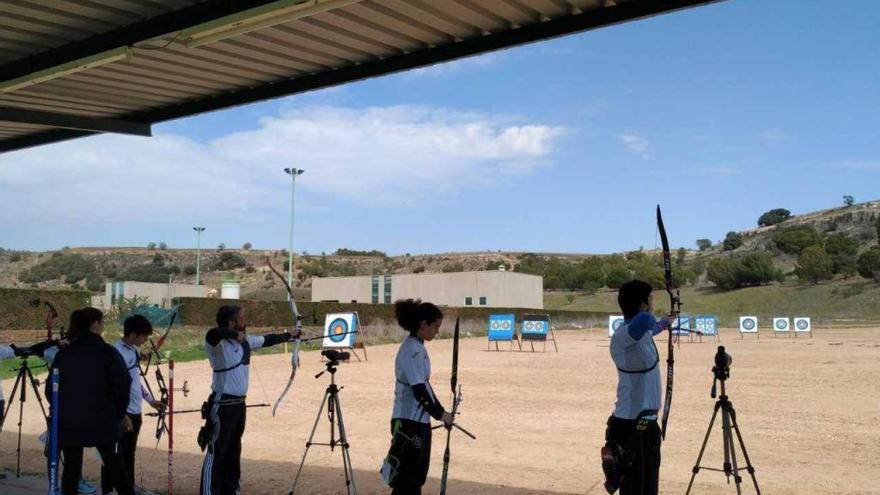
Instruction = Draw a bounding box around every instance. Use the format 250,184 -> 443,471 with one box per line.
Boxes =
1,198 -> 879,322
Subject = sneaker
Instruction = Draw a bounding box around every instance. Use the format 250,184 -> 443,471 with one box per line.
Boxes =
78,479 -> 97,494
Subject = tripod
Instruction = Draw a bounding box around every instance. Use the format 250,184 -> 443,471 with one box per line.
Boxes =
2,358 -> 49,478
289,359 -> 357,495
686,366 -> 760,495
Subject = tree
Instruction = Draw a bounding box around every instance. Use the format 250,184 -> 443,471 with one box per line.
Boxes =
757,208 -> 792,227
707,257 -> 739,290
242,242 -> 252,250
605,266 -> 632,289
159,242 -> 168,250
736,252 -> 783,286
696,239 -> 712,251
675,247 -> 687,265
843,195 -> 855,207
824,232 -> 859,275
147,242 -> 157,250
218,243 -> 225,251
795,246 -> 833,284
722,232 -> 743,251
857,247 -> 880,281
772,226 -> 823,255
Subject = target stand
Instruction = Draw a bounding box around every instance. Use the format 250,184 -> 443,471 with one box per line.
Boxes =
738,316 -> 759,340
519,314 -> 558,353
321,312 -> 368,362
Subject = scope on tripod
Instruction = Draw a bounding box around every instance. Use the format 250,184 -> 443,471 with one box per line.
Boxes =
321,349 -> 350,363
714,346 -> 732,370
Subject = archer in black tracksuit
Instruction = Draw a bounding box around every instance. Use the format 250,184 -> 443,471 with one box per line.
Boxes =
199,305 -> 291,495
48,308 -> 134,495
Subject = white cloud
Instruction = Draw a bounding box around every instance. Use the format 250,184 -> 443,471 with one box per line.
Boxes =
615,132 -> 649,157
0,105 -> 563,225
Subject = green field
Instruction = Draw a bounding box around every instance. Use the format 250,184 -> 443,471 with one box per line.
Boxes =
545,279 -> 880,327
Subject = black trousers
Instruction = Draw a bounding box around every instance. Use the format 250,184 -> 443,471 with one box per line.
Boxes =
388,418 -> 432,495
101,413 -> 141,494
61,443 -> 134,495
606,416 -> 661,495
200,396 -> 246,495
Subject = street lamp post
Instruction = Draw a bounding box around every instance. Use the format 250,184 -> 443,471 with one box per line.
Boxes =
284,168 -> 304,298
193,227 -> 205,286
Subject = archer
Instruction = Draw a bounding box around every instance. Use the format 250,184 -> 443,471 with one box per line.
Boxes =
381,299 -> 454,495
602,280 -> 674,495
198,305 -> 295,495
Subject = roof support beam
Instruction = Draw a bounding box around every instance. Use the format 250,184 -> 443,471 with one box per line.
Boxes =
0,108 -> 151,137
0,0 -> 283,84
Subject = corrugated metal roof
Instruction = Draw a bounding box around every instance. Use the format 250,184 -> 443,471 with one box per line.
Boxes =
0,0 -> 721,153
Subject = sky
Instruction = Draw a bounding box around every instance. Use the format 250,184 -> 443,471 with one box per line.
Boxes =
1,0 -> 878,255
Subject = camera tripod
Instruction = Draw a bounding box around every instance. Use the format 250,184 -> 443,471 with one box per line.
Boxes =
686,366 -> 760,495
288,359 -> 357,495
2,357 -> 49,477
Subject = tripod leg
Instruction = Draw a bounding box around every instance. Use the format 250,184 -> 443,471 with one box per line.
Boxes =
720,402 -> 743,495
290,391 -> 330,495
2,371 -> 23,433
332,393 -> 358,495
25,365 -> 49,420
686,401 -> 723,495
16,367 -> 28,478
729,405 -> 761,495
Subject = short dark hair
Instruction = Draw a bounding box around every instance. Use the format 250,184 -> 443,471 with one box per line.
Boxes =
618,280 -> 653,319
123,314 -> 153,337
394,299 -> 442,334
216,305 -> 241,328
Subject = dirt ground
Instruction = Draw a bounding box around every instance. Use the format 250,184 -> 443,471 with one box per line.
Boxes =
2,326 -> 879,494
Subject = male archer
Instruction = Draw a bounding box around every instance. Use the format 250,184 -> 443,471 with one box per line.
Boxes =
602,280 -> 673,495
199,305 -> 295,495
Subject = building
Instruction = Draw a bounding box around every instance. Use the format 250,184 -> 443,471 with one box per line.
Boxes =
311,271 -> 543,309
91,281 -> 209,309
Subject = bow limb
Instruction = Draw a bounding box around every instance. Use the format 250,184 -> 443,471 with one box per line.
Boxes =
265,257 -> 302,416
657,205 -> 681,440
439,317 -> 462,495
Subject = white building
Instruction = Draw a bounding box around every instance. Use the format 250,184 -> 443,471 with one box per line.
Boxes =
92,281 -> 209,309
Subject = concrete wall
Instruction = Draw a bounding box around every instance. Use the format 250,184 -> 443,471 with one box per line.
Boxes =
311,271 -> 543,309
94,281 -> 209,309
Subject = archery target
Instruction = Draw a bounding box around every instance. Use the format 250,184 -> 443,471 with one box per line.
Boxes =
773,317 -> 791,333
739,316 -> 758,334
794,317 -> 812,333
323,312 -> 358,348
672,315 -> 691,336
609,315 -> 625,338
488,314 -> 515,341
695,315 -> 718,336
521,314 -> 550,341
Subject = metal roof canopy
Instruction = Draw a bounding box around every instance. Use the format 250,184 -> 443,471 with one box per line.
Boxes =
0,0 -> 720,154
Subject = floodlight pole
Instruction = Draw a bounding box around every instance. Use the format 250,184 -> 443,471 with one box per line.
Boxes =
284,168 -> 304,298
193,227 -> 205,286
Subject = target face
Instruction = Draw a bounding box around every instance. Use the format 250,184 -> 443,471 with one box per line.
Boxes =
525,322 -> 534,331
795,318 -> 811,332
328,318 -> 349,343
774,318 -> 789,331
323,313 -> 357,348
488,314 -> 516,342
609,315 -> 625,337
739,316 -> 758,333
612,318 -> 624,330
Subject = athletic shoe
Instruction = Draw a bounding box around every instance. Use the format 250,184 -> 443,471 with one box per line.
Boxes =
78,479 -> 97,494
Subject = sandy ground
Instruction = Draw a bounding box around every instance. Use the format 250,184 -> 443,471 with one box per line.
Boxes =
2,327 -> 879,494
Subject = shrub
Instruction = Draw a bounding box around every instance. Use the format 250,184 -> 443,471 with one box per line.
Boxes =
757,208 -> 792,227
442,262 -> 464,273
147,242 -> 157,250
772,226 -> 822,255
696,239 -> 712,251
19,254 -> 98,284
159,242 -> 168,250
10,253 -> 22,262
843,195 -> 854,207
707,253 -> 781,290
794,246 -> 833,284
605,266 -> 632,289
722,232 -> 743,251
242,242 -> 252,250
214,252 -> 247,270
183,265 -> 197,275
121,263 -> 175,283
857,247 -> 880,280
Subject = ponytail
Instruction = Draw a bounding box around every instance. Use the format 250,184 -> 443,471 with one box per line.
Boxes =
394,299 -> 442,334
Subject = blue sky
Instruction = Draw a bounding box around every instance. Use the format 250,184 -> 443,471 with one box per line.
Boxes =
2,0 -> 878,254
